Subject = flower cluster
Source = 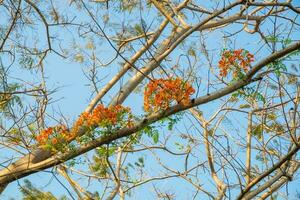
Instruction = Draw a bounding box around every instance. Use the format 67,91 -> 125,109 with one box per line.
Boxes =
72,104 -> 132,133
36,125 -> 69,146
36,127 -> 53,145
218,49 -> 254,78
35,104 -> 132,147
144,78 -> 195,112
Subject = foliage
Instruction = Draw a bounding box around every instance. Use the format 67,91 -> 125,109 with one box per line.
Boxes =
20,180 -> 67,200
232,86 -> 266,104
0,64 -> 22,116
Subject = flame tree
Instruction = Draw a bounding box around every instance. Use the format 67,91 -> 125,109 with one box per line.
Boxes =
0,0 -> 300,199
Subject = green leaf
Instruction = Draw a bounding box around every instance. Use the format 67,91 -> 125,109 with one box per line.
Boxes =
85,41 -> 95,50
254,92 -> 266,104
283,38 -> 292,45
134,24 -> 143,34
266,113 -> 277,121
174,142 -> 184,150
20,179 -> 67,200
19,55 -> 34,69
135,157 -> 145,168
152,131 -> 159,143
253,124 -> 263,139
74,53 -> 84,63
188,47 -> 196,57
265,35 -> 279,43
287,74 -> 298,85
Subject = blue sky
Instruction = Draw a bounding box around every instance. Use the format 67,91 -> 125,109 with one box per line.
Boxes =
1,0 -> 300,199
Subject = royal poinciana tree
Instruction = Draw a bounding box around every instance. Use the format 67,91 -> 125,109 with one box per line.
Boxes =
0,0 -> 300,199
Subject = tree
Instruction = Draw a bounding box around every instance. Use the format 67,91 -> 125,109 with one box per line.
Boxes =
0,0 -> 300,199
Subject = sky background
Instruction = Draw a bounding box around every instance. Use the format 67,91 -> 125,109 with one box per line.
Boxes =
1,0 -> 300,199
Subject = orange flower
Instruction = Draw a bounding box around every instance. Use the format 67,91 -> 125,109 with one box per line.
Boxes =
218,49 -> 254,78
51,138 -> 58,145
69,104 -> 132,138
35,104 -> 132,148
36,127 -> 55,145
144,78 -> 195,112
36,125 -> 70,146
